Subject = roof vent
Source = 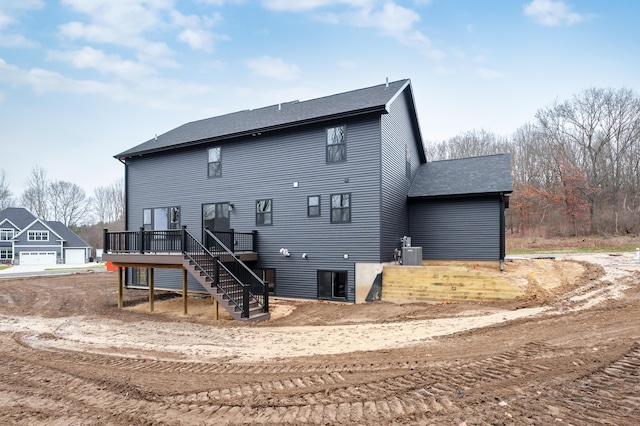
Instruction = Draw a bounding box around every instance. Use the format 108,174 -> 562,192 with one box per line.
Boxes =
385,77 -> 389,88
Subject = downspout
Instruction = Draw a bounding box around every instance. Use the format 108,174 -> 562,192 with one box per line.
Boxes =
499,193 -> 506,271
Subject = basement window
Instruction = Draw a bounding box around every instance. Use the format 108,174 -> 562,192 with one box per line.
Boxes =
318,270 -> 347,300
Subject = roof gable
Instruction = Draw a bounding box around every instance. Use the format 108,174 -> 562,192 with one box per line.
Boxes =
117,79 -> 418,159
13,218 -> 64,241
0,207 -> 37,230
408,153 -> 513,198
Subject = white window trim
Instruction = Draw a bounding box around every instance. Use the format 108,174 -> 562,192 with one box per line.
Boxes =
27,230 -> 49,242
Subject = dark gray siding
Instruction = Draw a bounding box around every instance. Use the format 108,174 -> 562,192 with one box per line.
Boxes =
408,197 -> 501,260
125,115 -> 383,301
380,90 -> 422,261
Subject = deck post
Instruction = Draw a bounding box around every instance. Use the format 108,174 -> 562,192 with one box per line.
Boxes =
139,227 -> 145,254
103,228 -> 109,253
252,230 -> 258,253
149,268 -> 154,313
242,285 -> 250,318
182,268 -> 188,315
229,228 -> 235,253
212,297 -> 219,320
117,266 -> 123,309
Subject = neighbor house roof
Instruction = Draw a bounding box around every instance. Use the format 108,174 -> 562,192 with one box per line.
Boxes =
408,153 -> 513,198
0,207 -> 37,230
116,79 -> 422,159
46,221 -> 91,248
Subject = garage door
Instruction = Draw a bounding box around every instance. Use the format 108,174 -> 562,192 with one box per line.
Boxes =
19,251 -> 57,265
65,249 -> 86,264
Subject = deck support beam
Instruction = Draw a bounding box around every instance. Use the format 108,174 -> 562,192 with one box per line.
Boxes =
213,297 -> 219,321
117,266 -> 123,309
149,268 -> 154,313
182,268 -> 188,315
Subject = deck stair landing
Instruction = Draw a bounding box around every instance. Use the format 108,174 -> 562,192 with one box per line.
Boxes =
183,256 -> 269,321
382,265 -> 523,303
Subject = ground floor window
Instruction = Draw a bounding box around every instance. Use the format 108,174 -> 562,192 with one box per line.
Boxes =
132,267 -> 148,286
318,270 -> 347,300
0,249 -> 12,260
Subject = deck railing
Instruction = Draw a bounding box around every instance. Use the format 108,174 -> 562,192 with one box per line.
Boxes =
103,226 -> 268,318
104,228 -> 257,254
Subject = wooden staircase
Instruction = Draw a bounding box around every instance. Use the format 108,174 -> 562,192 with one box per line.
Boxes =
183,256 -> 270,321
382,265 -> 523,303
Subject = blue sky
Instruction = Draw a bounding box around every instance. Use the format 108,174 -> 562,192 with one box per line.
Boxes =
1,0 -> 638,197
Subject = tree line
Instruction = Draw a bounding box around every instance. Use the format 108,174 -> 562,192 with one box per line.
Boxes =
428,86 -> 640,237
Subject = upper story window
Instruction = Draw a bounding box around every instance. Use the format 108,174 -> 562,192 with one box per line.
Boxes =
307,195 -> 321,217
326,125 -> 346,163
28,230 -> 49,241
0,229 -> 13,241
330,193 -> 351,223
256,199 -> 272,226
208,146 -> 222,177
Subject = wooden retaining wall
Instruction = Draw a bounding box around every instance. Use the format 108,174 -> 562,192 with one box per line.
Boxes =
382,264 -> 523,303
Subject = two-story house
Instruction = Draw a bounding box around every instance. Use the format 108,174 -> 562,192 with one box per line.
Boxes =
103,79 -> 512,320
0,207 -> 92,265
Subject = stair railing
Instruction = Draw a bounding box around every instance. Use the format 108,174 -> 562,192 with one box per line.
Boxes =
203,228 -> 268,314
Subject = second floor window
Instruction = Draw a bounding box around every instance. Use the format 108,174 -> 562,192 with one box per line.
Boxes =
326,125 -> 346,163
256,199 -> 272,225
28,230 -> 49,241
208,146 -> 222,177
0,229 -> 13,241
330,193 -> 351,223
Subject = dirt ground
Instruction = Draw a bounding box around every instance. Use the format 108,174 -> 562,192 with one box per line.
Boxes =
0,253 -> 639,425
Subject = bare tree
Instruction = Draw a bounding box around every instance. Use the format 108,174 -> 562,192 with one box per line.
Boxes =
92,178 -> 125,225
0,170 -> 13,210
49,181 -> 91,228
21,166 -> 49,219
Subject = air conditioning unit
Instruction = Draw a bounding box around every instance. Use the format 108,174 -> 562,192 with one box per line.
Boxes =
402,246 -> 422,266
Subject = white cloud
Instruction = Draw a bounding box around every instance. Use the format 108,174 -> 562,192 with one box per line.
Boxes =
476,67 -> 503,79
0,33 -> 39,48
245,56 -> 301,80
59,0 -> 180,67
0,1 -> 45,48
47,47 -> 157,80
524,0 -> 591,27
172,11 -> 227,52
262,0 -> 442,61
0,58 -> 218,109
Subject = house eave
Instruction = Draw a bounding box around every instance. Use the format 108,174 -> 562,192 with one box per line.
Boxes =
115,105 -> 388,161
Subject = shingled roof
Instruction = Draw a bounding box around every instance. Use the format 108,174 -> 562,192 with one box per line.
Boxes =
408,153 -> 513,198
116,79 -> 415,159
0,207 -> 37,230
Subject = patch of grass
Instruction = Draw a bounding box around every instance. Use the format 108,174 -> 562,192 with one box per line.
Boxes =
507,235 -> 639,255
43,265 -> 107,271
0,265 -> 9,271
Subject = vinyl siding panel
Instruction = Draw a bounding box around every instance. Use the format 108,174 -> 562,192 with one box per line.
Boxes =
408,197 -> 501,260
125,115 -> 383,301
380,89 -> 422,261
